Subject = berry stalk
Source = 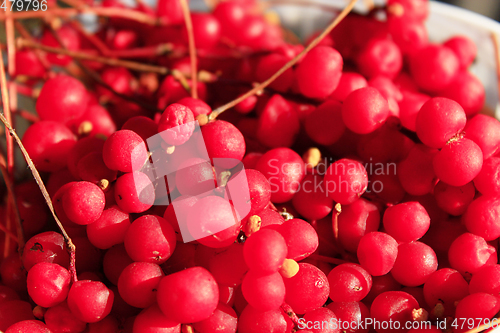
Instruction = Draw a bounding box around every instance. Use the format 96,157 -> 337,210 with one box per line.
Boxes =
208,0 -> 359,121
16,38 -> 170,74
179,0 -> 198,99
0,47 -> 78,281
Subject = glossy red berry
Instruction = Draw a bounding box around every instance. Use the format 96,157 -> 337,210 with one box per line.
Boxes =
67,280 -> 114,323
342,87 -> 389,134
36,75 -> 89,124
295,46 -> 343,99
157,266 -> 219,323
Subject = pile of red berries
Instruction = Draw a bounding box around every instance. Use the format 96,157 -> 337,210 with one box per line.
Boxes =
1,0 -> 500,332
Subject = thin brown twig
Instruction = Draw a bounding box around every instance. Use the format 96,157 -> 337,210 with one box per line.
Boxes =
68,20 -> 111,56
14,21 -> 52,71
17,38 -> 170,74
0,7 -> 161,26
4,16 -> 15,179
0,154 -> 24,253
209,0 -> 359,120
0,220 -> 18,244
47,24 -> 160,113
6,15 -> 15,78
106,44 -> 173,59
179,0 -> 198,99
492,32 -> 500,113
3,206 -> 11,258
15,109 -> 40,123
0,47 -> 77,280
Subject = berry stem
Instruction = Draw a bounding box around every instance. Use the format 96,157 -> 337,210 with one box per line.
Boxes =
491,32 -> 500,111
0,153 -> 24,254
208,0 -> 359,121
13,109 -> 39,123
14,21 -> 52,71
16,38 -> 170,75
4,16 -> 15,180
0,7 -> 161,26
68,20 -> 111,56
0,217 -> 18,244
105,44 -> 173,59
280,302 -> 301,328
0,47 -> 78,280
179,0 -> 198,99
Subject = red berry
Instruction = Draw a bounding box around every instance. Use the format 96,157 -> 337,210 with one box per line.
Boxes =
157,266 -> 219,323
295,46 -> 343,99
342,87 -> 389,134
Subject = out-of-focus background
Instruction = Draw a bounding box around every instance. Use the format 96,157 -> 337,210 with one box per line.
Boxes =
438,0 -> 500,21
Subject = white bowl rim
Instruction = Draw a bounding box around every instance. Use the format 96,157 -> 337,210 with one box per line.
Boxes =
429,0 -> 500,35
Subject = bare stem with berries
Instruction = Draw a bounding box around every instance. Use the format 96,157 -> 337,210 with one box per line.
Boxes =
0,47 -> 78,281
17,38 -> 170,74
208,0 -> 359,121
179,0 -> 198,99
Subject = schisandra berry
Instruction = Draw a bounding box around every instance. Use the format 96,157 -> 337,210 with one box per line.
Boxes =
327,263 -> 372,302
283,263 -> 330,314
157,266 -> 219,323
305,100 -> 345,146
295,46 -> 343,99
370,291 -> 419,333
67,280 -> 114,323
256,147 -> 305,203
200,120 -> 246,169
357,232 -> 398,276
243,229 -> 287,274
158,103 -> 195,146
433,138 -> 483,187
423,268 -> 469,317
22,121 -> 77,172
209,244 -> 248,287
337,198 -> 380,253
187,195 -> 242,248
415,97 -> 467,149
324,158 -> 368,204
257,94 -> 300,149
133,304 -> 181,333
117,262 -> 164,308
382,202 -> 430,242
61,181 -> 105,225
123,214 -> 176,264
409,44 -> 459,92
36,75 -> 89,124
277,219 -> 319,261
341,87 -> 389,135
4,320 -> 52,333
242,271 -> 286,311
391,241 -> 438,287
448,233 -> 497,276
26,262 -> 70,308
463,196 -> 500,241
102,129 -> 148,173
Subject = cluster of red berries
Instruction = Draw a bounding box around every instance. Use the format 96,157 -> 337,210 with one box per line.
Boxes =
1,0 -> 500,332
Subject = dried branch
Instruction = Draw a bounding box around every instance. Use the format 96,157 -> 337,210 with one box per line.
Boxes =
17,38 -> 170,74
0,48 -> 77,280
209,0 -> 359,120
179,0 -> 198,99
